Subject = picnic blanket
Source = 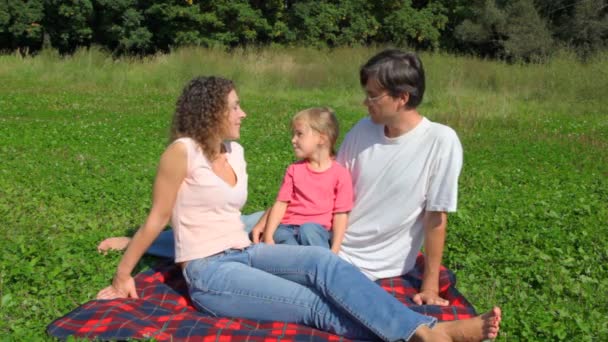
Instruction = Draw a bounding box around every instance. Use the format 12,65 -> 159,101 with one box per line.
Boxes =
47,254 -> 476,341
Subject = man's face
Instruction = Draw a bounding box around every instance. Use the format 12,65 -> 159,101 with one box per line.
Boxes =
362,78 -> 398,125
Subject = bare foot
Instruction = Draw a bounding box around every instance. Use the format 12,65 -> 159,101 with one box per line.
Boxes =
97,237 -> 131,254
412,307 -> 501,342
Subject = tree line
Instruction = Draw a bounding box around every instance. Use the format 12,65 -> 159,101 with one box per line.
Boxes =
1,0 -> 606,61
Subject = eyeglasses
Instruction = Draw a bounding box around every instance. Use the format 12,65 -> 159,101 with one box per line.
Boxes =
364,93 -> 389,102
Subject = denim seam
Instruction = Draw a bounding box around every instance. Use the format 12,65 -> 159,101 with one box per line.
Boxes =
262,266 -> 392,341
317,274 -> 393,341
201,287 -> 314,309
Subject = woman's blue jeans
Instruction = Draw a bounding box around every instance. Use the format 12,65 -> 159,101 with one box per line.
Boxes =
147,211 -> 436,341
183,244 -> 435,341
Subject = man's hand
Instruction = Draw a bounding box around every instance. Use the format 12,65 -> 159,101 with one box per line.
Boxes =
412,289 -> 449,306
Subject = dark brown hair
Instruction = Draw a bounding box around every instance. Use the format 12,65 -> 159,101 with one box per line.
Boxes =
360,50 -> 425,108
170,76 -> 234,160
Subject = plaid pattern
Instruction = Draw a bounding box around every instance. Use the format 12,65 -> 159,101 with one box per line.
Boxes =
47,254 -> 476,341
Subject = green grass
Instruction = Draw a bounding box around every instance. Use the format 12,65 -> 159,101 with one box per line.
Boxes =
0,47 -> 607,341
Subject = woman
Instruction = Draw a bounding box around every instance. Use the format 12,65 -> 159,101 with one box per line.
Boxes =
97,76 -> 501,341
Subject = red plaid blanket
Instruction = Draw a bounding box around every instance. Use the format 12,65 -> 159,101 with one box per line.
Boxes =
47,254 -> 476,341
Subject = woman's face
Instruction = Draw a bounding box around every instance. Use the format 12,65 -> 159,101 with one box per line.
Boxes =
223,89 -> 246,140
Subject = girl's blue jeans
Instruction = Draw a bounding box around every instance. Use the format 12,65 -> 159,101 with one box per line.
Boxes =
148,212 -> 436,341
274,222 -> 332,248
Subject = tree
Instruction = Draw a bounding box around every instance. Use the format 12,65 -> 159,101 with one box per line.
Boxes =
503,0 -> 553,62
454,0 -> 507,57
43,0 -> 94,53
287,0 -> 378,47
92,0 -> 152,54
203,0 -> 273,46
569,0 -> 608,59
379,0 -> 448,50
0,0 -> 44,52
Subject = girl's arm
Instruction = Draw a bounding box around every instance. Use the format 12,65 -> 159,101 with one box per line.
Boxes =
97,142 -> 187,299
330,212 -> 348,254
262,201 -> 288,244
251,208 -> 270,243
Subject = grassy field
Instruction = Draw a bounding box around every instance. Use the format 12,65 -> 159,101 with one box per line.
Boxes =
0,47 -> 607,341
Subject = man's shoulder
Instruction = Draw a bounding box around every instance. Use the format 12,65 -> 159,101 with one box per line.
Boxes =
344,117 -> 378,141
351,117 -> 375,131
425,119 -> 460,142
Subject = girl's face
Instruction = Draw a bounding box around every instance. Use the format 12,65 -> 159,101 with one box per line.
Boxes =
291,120 -> 325,159
223,89 -> 246,140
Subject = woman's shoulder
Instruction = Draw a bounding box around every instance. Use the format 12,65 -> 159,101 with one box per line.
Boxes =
225,140 -> 244,155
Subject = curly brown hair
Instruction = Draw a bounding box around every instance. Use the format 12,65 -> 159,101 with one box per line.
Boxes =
170,76 -> 235,160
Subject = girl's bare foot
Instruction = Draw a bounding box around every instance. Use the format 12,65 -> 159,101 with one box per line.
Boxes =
97,237 -> 131,254
412,307 -> 501,342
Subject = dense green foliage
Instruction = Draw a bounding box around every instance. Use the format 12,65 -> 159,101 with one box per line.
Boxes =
0,47 -> 607,340
0,0 -> 606,60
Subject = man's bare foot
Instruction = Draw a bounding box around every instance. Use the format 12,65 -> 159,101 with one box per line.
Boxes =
97,237 -> 131,254
411,307 -> 501,342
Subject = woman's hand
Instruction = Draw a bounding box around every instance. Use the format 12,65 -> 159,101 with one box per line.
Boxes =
96,274 -> 139,300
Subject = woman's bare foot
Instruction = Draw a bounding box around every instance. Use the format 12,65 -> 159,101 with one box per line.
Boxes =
97,237 -> 131,254
411,307 -> 501,342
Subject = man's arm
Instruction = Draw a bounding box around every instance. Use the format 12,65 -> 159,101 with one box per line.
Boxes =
413,210 -> 449,306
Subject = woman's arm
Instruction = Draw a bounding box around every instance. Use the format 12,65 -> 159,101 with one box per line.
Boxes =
97,142 -> 187,299
262,201 -> 288,244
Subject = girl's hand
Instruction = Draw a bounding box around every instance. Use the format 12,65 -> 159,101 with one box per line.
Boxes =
263,237 -> 275,245
251,225 -> 265,243
96,274 -> 139,300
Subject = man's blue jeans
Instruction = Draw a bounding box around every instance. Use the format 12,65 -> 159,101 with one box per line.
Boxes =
182,244 -> 435,341
274,222 -> 332,248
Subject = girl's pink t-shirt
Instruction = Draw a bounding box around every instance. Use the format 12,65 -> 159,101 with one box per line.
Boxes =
277,160 -> 353,230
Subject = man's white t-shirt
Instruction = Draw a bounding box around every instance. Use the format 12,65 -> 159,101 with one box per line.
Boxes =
337,117 -> 463,281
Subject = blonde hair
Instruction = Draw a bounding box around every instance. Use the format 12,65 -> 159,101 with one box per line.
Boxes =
292,107 -> 339,156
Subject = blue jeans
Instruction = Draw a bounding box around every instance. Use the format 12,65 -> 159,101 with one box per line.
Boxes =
274,223 -> 332,248
183,244 -> 436,341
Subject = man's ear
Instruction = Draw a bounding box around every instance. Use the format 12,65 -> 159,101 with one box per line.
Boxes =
398,92 -> 410,108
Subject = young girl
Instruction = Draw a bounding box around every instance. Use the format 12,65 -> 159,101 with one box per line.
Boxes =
263,108 -> 352,253
97,76 -> 501,341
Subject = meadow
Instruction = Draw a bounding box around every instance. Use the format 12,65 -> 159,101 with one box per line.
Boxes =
0,46 -> 606,341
